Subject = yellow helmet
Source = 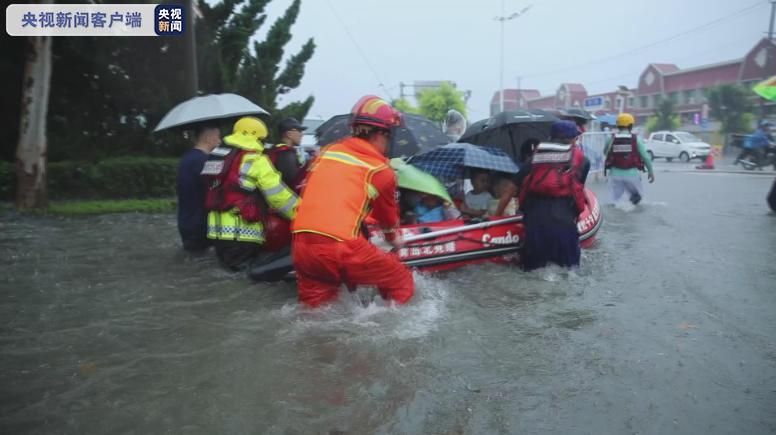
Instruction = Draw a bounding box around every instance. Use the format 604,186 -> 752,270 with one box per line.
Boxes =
616,113 -> 635,128
232,116 -> 268,140
224,116 -> 268,151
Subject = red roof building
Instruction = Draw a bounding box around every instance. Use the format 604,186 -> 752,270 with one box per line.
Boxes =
489,39 -> 776,125
490,89 -> 541,113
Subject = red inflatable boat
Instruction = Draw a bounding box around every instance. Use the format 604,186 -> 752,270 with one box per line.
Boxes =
368,188 -> 601,272
248,188 -> 602,281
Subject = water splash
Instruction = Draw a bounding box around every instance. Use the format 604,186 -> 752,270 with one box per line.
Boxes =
272,272 -> 449,342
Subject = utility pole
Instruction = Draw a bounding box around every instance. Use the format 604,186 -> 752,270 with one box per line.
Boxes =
769,0 -> 775,40
495,3 -> 532,113
516,76 -> 522,108
762,0 -> 776,121
182,0 -> 198,98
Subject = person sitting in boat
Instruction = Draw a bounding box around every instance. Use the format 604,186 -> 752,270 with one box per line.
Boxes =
460,171 -> 492,218
488,176 -> 517,216
492,138 -> 540,216
413,194 -> 460,223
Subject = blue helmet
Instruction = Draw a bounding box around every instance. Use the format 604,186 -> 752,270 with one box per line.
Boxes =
550,120 -> 580,140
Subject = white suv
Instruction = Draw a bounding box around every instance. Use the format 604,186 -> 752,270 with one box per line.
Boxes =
646,131 -> 711,162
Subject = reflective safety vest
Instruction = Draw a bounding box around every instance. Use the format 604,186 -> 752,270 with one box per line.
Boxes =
265,144 -> 309,193
292,137 -> 398,241
202,145 -> 298,243
605,133 -> 644,171
519,143 -> 587,214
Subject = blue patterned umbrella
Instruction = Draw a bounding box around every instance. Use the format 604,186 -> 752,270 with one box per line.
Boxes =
407,143 -> 520,181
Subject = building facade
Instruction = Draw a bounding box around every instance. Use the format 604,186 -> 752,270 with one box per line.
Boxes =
490,39 -> 776,129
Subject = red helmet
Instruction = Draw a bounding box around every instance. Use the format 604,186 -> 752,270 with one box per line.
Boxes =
350,95 -> 403,130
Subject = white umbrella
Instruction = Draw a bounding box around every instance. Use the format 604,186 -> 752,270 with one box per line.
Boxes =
154,93 -> 269,132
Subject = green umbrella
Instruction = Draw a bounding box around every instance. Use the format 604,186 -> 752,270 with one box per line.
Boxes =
390,158 -> 453,204
753,76 -> 776,101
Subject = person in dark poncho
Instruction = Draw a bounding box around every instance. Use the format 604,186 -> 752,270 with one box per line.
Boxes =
517,121 -> 590,271
176,122 -> 221,251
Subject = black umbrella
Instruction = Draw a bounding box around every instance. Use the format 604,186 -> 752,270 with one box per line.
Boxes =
315,113 -> 449,158
547,107 -> 596,126
560,107 -> 595,121
459,109 -> 560,162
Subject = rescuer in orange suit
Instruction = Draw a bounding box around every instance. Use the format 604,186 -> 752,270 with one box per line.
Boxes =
291,96 -> 414,307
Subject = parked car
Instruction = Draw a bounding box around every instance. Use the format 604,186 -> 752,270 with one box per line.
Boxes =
646,131 -> 711,162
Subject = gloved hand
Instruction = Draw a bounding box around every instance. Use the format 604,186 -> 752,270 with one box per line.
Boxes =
648,172 -> 655,183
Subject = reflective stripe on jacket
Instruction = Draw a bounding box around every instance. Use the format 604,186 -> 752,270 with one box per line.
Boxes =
292,137 -> 399,241
207,147 -> 299,244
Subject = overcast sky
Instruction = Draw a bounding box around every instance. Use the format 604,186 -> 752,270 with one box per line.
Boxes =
246,0 -> 769,121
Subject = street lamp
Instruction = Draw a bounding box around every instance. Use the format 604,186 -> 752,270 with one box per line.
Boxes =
616,85 -> 632,114
496,2 -> 532,113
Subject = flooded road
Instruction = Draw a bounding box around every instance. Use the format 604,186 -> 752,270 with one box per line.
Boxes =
1,167 -> 775,434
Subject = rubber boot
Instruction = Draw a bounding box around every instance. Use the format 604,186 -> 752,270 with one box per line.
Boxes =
630,193 -> 642,205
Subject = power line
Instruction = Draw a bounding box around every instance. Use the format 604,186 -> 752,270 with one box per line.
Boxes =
521,1 -> 766,79
323,0 -> 394,101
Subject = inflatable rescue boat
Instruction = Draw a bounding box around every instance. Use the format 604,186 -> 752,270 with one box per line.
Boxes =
249,189 -> 601,281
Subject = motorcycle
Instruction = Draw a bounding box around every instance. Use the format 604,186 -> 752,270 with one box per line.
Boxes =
738,145 -> 776,171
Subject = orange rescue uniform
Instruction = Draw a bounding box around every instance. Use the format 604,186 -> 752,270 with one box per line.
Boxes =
291,137 -> 414,307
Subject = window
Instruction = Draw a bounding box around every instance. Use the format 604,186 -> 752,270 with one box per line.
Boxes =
696,89 -> 706,102
684,90 -> 694,105
653,94 -> 662,107
653,133 -> 664,141
665,134 -> 678,144
605,99 -> 611,109
668,92 -> 679,104
676,132 -> 701,142
628,97 -> 634,108
640,95 -> 648,108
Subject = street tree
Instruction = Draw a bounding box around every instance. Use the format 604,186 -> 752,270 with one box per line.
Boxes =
15,20 -> 52,209
707,84 -> 755,135
416,82 -> 467,123
646,98 -> 680,133
233,0 -> 316,142
391,98 -> 420,114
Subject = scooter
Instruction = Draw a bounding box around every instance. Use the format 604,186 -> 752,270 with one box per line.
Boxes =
739,145 -> 776,171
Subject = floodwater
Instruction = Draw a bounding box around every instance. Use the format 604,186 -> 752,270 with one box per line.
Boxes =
1,166 -> 775,434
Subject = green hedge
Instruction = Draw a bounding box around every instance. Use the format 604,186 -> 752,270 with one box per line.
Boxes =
47,199 -> 176,215
0,160 -> 12,200
0,157 -> 179,200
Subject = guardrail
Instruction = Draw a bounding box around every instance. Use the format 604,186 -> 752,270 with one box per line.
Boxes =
579,132 -> 609,173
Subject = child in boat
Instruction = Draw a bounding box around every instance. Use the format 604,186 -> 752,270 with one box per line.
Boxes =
488,176 -> 517,216
414,194 -> 460,223
460,171 -> 493,218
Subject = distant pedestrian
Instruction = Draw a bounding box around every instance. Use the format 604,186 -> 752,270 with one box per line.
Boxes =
604,113 -> 655,205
